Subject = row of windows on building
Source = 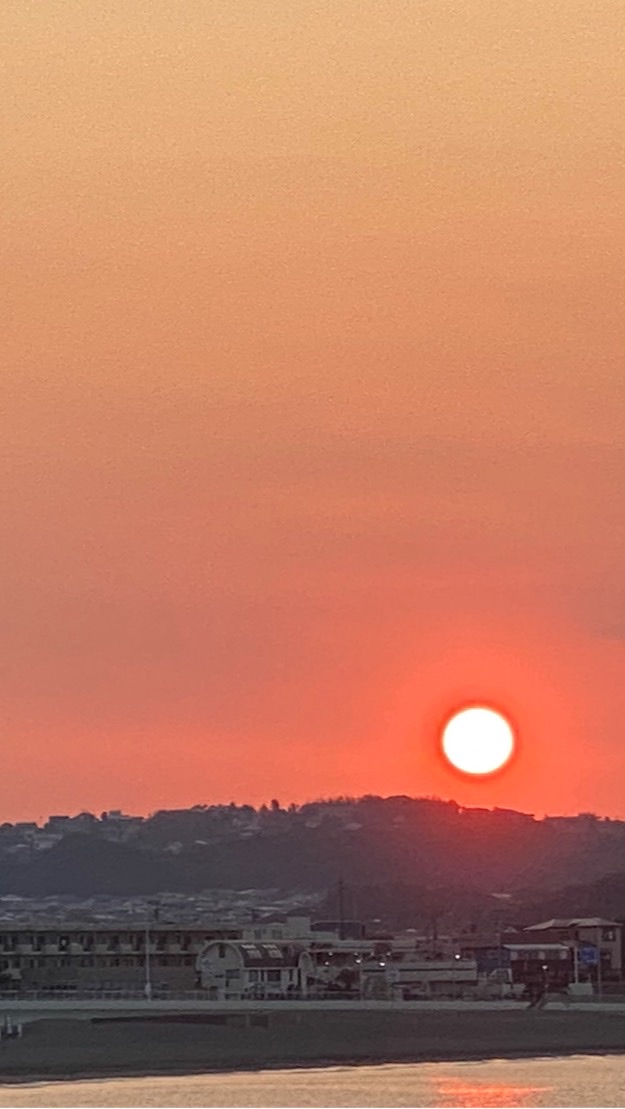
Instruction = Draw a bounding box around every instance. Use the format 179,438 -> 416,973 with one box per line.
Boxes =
0,955 -> 196,970
248,968 -> 298,982
0,935 -> 200,953
222,969 -> 298,983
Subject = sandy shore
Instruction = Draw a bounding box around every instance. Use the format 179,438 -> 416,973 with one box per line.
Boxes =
2,1009 -> 625,1083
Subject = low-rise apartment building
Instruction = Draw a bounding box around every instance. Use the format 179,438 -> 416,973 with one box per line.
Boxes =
0,924 -> 240,991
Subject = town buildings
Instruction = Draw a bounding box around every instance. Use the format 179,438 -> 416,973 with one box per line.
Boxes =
460,917 -> 623,992
0,917 -> 480,997
524,917 -> 622,977
0,912 -> 622,998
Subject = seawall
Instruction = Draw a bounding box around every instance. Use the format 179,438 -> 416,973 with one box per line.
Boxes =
2,1007 -> 625,1082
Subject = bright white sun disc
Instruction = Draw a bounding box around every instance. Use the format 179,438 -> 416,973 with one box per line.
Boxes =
442,707 -> 515,775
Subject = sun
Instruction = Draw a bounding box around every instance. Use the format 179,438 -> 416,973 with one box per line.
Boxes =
441,706 -> 515,776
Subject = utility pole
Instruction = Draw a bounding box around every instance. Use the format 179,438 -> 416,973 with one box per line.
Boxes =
573,943 -> 579,985
145,902 -> 157,1001
430,913 -> 439,957
596,925 -> 603,998
338,877 -> 345,941
144,918 -> 152,1000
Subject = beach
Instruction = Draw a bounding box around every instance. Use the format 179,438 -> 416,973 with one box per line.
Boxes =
2,1007 -> 625,1083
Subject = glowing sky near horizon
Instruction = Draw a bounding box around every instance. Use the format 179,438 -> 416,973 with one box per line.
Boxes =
3,1 -> 625,822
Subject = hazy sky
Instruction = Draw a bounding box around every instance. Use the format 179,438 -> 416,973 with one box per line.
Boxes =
3,1 -> 625,821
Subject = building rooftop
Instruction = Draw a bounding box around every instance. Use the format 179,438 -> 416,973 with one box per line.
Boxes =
504,943 -> 570,953
525,918 -> 620,931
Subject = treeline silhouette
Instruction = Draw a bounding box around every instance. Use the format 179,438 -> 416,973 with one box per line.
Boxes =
1,796 -> 624,924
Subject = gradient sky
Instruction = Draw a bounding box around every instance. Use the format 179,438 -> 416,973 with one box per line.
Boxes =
3,1 -> 625,822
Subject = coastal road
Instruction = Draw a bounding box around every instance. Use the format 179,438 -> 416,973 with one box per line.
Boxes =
3,997 -> 625,1025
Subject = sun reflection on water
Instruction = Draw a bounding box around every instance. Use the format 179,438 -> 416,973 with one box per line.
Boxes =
432,1077 -> 553,1108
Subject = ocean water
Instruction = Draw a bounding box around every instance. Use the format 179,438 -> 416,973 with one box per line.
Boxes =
0,1056 -> 624,1109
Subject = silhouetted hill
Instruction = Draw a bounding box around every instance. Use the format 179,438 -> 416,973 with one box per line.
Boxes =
2,797 -> 625,910
0,837 -> 182,897
518,869 -> 625,924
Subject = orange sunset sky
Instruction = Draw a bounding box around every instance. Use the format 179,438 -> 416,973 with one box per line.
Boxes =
3,1 -> 625,822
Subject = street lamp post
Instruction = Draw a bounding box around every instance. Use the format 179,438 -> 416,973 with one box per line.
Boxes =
596,925 -> 602,998
355,956 -> 363,1001
573,943 -> 579,986
144,906 -> 155,1001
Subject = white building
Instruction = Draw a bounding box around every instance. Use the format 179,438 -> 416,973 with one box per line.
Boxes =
196,940 -> 313,1000
387,956 -> 478,999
